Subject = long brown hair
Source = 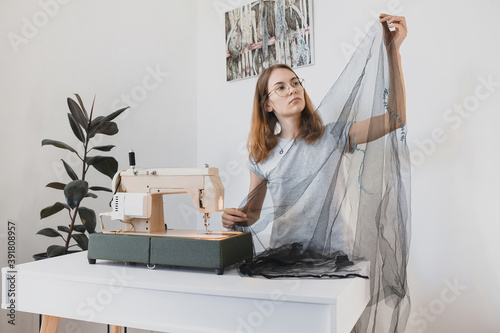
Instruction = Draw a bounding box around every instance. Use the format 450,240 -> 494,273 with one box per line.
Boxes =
248,64 -> 324,164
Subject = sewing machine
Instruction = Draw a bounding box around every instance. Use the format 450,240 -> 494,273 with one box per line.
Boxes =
87,160 -> 253,275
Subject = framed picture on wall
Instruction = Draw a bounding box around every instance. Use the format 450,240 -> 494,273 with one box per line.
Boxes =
225,0 -> 314,82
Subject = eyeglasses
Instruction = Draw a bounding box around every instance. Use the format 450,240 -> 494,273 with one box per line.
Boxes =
266,78 -> 304,99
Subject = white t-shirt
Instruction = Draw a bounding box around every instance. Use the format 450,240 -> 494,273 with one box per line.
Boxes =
246,122 -> 354,255
247,137 -> 294,179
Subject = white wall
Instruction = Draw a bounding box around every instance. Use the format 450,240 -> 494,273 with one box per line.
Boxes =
1,0 -> 499,332
0,1 -> 199,332
198,0 -> 500,333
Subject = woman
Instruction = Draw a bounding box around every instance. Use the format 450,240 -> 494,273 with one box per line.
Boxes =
222,13 -> 410,333
222,14 -> 407,247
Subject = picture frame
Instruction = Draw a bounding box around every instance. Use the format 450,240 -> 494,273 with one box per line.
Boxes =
225,0 -> 314,82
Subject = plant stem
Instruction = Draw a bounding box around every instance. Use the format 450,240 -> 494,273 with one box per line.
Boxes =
82,105 -> 93,181
65,114 -> 92,251
64,204 -> 80,249
82,135 -> 89,180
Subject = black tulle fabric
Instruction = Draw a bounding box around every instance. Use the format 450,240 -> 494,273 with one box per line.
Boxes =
239,242 -> 369,279
235,20 -> 411,332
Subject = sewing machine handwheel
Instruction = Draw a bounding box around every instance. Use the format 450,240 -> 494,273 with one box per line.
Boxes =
88,258 -> 96,264
215,268 -> 224,275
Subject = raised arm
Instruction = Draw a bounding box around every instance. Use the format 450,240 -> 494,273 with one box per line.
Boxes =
348,14 -> 407,146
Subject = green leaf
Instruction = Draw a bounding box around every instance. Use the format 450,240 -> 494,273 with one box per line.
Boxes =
85,192 -> 98,198
68,113 -> 85,143
40,202 -> 69,219
67,97 -> 88,129
89,96 -> 96,126
78,207 -> 96,234
42,139 -> 77,153
37,228 -> 63,238
88,121 -> 118,138
74,93 -> 89,121
61,159 -> 78,181
46,182 -> 66,190
73,225 -> 86,233
57,225 -> 71,233
87,156 -> 118,179
72,234 -> 89,250
47,245 -> 67,257
83,104 -> 126,137
89,116 -> 105,131
91,145 -> 115,152
89,186 -> 112,192
103,107 -> 129,122
64,180 -> 88,209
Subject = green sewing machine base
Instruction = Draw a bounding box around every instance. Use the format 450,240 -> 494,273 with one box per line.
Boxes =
87,230 -> 253,275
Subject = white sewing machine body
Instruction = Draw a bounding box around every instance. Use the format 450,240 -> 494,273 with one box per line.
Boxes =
87,167 -> 253,275
109,167 -> 224,233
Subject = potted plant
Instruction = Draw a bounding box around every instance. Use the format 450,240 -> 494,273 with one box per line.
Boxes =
35,94 -> 128,259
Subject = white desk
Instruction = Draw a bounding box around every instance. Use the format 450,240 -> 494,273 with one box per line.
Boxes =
2,251 -> 369,333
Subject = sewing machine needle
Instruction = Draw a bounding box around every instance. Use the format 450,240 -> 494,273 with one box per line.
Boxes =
204,213 -> 210,233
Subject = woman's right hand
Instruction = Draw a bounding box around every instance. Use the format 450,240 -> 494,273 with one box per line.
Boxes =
221,208 -> 248,229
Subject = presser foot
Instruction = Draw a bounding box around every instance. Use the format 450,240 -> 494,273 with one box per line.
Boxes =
203,212 -> 211,233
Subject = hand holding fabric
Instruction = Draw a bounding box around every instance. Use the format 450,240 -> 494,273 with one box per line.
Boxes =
221,208 -> 247,229
379,14 -> 407,51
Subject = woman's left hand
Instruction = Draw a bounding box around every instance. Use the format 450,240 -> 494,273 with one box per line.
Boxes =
379,14 -> 407,51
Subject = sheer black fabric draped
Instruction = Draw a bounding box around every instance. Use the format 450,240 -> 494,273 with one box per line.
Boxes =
235,20 -> 411,332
